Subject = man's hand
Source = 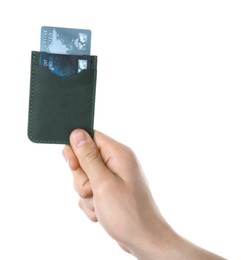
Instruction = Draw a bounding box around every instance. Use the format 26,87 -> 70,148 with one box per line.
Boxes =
62,129 -> 225,260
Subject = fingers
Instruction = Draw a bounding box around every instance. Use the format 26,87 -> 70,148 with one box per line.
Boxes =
69,129 -> 112,188
78,197 -> 97,222
72,168 -> 93,198
62,145 -> 92,198
62,145 -> 79,170
63,145 -> 97,222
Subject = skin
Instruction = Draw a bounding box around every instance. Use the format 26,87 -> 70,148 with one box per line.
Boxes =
62,129 -> 226,260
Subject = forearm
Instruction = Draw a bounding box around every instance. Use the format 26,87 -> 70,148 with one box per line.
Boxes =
130,220 -> 225,260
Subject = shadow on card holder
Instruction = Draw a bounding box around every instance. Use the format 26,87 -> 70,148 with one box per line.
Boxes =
28,51 -> 97,144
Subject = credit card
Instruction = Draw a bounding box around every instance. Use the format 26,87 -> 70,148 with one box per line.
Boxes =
39,52 -> 91,77
40,26 -> 91,55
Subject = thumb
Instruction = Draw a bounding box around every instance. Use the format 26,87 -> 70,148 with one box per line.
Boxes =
70,129 -> 110,187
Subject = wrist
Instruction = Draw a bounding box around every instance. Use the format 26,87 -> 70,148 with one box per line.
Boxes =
129,217 -> 177,260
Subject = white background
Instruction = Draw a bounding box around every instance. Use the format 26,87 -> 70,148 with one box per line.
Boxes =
0,1 -> 240,259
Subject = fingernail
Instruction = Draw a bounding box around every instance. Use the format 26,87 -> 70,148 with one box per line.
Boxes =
73,130 -> 86,147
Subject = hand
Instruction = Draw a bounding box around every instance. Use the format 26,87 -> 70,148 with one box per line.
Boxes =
62,129 -> 225,260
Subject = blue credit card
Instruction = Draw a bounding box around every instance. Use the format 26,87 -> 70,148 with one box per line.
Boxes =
39,52 -> 91,77
40,26 -> 91,55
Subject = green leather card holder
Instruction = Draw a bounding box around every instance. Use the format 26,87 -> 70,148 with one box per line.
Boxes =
28,51 -> 97,144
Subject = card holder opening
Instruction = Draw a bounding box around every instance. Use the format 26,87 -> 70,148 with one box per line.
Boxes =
32,64 -> 95,88
28,51 -> 97,144
33,63 -> 94,81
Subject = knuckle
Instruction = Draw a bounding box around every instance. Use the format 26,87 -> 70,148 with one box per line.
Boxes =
74,183 -> 91,199
89,212 -> 98,222
116,144 -> 136,161
124,146 -> 136,160
90,215 -> 98,222
79,188 -> 91,199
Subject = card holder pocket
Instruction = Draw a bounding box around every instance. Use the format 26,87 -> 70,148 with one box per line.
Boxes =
28,51 -> 97,144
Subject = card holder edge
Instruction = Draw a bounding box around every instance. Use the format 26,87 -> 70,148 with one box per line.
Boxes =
28,51 -> 97,144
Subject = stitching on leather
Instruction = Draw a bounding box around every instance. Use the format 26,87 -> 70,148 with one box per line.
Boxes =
90,56 -> 97,137
28,51 -> 97,144
28,51 -> 35,142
